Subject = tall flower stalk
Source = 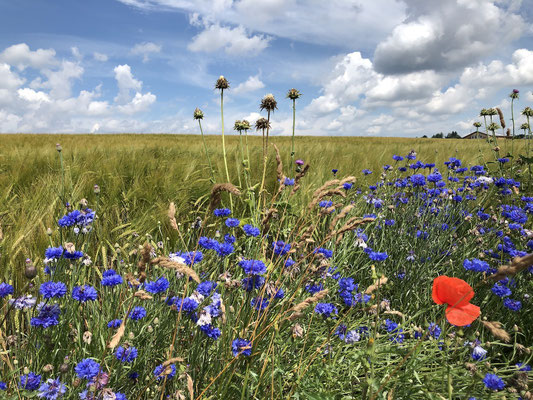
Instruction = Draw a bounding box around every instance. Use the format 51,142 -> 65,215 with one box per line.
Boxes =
522,106 -> 533,184
216,76 -> 231,184
194,108 -> 216,184
509,89 -> 519,164
480,109 -> 489,144
286,88 -> 302,162
258,94 -> 277,206
255,116 -> 271,207
233,120 -> 245,188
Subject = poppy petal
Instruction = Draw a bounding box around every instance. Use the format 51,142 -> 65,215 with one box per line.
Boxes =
432,276 -> 449,305
445,303 -> 480,326
437,276 -> 474,308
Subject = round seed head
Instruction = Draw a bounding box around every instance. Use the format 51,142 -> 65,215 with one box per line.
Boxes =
473,122 -> 481,128
522,106 -> 533,117
520,122 -> 529,130
233,120 -> 242,132
241,120 -> 251,130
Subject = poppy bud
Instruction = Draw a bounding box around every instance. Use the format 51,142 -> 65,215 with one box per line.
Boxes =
24,259 -> 37,280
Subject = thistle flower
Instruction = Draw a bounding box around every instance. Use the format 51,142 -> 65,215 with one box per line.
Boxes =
241,120 -> 251,130
215,75 -> 229,90
260,93 -> 278,113
522,106 -> 533,117
286,88 -> 302,100
193,107 -> 204,120
520,122 -> 529,131
487,122 -> 501,132
473,122 -> 481,129
255,117 -> 270,131
233,120 -> 243,132
509,89 -> 519,99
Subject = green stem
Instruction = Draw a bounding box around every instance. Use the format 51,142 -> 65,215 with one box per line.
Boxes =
220,89 -> 233,208
291,99 -> 296,162
198,120 -> 216,184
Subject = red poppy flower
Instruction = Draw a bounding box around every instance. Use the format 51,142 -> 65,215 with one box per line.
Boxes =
432,275 -> 480,326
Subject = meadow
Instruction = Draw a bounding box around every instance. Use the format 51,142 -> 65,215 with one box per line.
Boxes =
0,120 -> 532,398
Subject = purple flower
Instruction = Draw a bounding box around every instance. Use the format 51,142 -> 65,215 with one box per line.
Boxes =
232,338 -> 252,357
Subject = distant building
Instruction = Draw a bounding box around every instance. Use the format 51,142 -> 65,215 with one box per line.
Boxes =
462,131 -> 508,139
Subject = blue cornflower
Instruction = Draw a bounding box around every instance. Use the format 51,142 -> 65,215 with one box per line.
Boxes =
45,247 -> 63,259
216,242 -> 234,257
251,296 -> 269,310
393,155 -> 403,161
197,281 -> 217,297
241,276 -> 265,291
239,259 -> 267,275
0,282 -> 14,298
463,258 -> 489,273
428,323 -> 441,339
115,393 -> 127,400
362,169 -> 372,175
491,283 -> 511,297
145,277 -> 170,294
516,363 -> 531,371
19,372 -> 42,390
225,218 -> 240,228
503,298 -> 521,311
243,224 -> 260,237
101,270 -> 123,287
107,319 -> 122,328
30,303 -> 61,328
198,237 -> 219,250
272,240 -> 291,256
368,251 -> 388,261
37,377 -> 66,399
153,364 -> 176,380
129,306 -> 147,320
497,157 -> 509,164
410,174 -> 426,187
0,382 -> 6,390
224,234 -> 236,244
171,297 -> 198,313
314,303 -> 338,318
482,373 -> 505,391
39,281 -> 67,299
427,171 -> 442,183
71,285 -> 98,302
314,247 -> 333,259
305,283 -> 324,294
213,208 -> 231,217
343,183 -> 353,190
332,169 -> 338,175
284,177 -> 295,186
232,338 -> 252,357
200,324 -> 221,340
115,346 -> 138,363
472,345 -> 487,361
318,200 -> 333,208
75,359 -> 100,380
63,250 -> 83,260
383,319 -> 398,332
338,278 -> 357,293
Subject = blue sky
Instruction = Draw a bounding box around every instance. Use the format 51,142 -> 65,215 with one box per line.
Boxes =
1,0 -> 533,136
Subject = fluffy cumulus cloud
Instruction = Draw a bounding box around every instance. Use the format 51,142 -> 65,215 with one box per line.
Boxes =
232,75 -> 265,94
131,42 -> 162,62
188,19 -> 271,56
373,0 -> 525,74
0,43 -> 156,133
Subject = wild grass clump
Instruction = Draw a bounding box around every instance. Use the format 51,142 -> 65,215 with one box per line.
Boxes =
0,89 -> 532,399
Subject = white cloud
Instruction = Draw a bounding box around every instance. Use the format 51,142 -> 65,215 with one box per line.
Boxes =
117,0 -> 407,49
93,52 -> 108,62
71,47 -> 82,60
233,75 -> 265,94
0,63 -> 24,89
188,23 -> 271,55
373,0 -> 525,73
114,64 -> 142,103
131,42 -> 162,62
0,43 -> 57,70
0,43 -> 157,133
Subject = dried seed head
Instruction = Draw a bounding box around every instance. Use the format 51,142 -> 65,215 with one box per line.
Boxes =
260,93 -> 278,112
522,107 -> 533,117
233,120 -> 242,132
83,331 -> 92,344
42,364 -> 54,373
93,184 -> 100,194
473,122 -> 481,128
496,108 -> 506,128
286,88 -> 302,100
215,75 -> 229,90
521,122 -> 530,130
241,119 -> 251,130
59,363 -> 69,374
56,143 -> 62,152
193,107 -> 204,120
